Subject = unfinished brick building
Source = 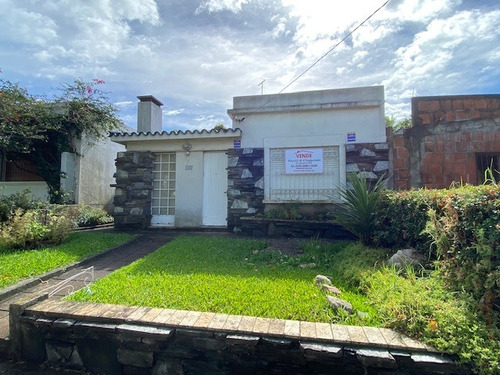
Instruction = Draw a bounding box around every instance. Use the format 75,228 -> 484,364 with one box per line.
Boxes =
391,94 -> 500,189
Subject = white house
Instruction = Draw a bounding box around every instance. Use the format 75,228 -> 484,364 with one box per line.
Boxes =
0,133 -> 125,211
110,87 -> 388,229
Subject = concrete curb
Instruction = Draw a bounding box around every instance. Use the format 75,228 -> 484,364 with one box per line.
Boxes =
0,234 -> 141,303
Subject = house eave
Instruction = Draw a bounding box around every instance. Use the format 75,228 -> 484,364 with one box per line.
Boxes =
110,128 -> 242,145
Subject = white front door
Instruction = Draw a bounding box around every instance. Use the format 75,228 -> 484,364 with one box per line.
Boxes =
203,152 -> 227,226
151,153 -> 176,227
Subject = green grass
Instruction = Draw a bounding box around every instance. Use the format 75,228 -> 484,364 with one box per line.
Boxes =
68,236 -> 388,326
0,232 -> 134,290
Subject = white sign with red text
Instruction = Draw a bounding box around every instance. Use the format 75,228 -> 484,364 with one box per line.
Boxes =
285,148 -> 323,174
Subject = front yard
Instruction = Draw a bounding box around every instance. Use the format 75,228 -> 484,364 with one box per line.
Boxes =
68,236 -> 386,326
0,232 -> 133,290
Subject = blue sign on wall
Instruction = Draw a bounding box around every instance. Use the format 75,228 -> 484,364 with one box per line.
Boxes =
346,132 -> 356,142
234,139 -> 241,148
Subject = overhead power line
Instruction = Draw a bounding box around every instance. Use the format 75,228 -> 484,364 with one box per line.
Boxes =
233,0 -> 390,122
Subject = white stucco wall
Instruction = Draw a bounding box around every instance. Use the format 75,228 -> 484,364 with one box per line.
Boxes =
228,86 -> 386,148
0,182 -> 48,201
73,136 -> 126,211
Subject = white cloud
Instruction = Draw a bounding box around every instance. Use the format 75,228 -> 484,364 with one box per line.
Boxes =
196,0 -> 250,14
165,109 -> 185,116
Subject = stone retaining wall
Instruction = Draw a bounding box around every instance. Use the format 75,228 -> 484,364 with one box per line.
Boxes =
9,297 -> 468,375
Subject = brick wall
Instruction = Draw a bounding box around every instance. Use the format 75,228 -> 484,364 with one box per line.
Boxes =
393,94 -> 500,189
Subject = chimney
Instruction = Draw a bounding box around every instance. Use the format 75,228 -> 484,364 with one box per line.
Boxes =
137,95 -> 163,133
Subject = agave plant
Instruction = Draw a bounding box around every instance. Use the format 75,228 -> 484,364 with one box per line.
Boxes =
334,173 -> 385,245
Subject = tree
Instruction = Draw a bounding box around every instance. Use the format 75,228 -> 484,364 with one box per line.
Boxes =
212,122 -> 227,131
385,116 -> 412,131
0,78 -> 123,203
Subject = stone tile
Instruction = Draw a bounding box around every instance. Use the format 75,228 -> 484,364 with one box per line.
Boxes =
299,321 -> 316,339
25,299 -> 70,315
236,316 -> 256,333
401,334 -> 427,350
179,311 -> 202,327
267,319 -> 286,336
126,307 -> 151,322
222,315 -> 242,331
378,328 -> 407,348
152,309 -> 176,325
99,304 -> 138,320
166,309 -> 189,325
252,317 -> 270,334
283,320 -> 300,338
346,325 -> 369,345
362,326 -> 388,346
192,312 -> 216,329
315,323 -> 333,340
137,307 -> 163,322
208,313 -> 229,329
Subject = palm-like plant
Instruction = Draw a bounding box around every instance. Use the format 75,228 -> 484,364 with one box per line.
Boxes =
334,173 -> 385,245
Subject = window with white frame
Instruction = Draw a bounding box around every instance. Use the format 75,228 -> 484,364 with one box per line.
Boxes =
152,153 -> 176,216
269,146 -> 340,201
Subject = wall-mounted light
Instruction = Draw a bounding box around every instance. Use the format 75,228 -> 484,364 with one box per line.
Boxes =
182,143 -> 192,155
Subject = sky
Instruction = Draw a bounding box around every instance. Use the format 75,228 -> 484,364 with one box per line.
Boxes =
1,0 -> 499,132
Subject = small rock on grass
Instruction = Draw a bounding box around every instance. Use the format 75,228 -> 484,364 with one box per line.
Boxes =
326,296 -> 353,314
315,275 -> 332,286
321,284 -> 341,295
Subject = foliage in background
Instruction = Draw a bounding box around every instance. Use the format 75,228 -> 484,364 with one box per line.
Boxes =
364,267 -> 500,375
423,189 -> 500,329
264,203 -> 300,220
385,116 -> 412,131
333,173 -> 385,245
0,77 -> 123,202
372,189 -> 445,253
65,204 -> 113,227
0,189 -> 45,222
0,208 -> 74,249
0,232 -> 133,290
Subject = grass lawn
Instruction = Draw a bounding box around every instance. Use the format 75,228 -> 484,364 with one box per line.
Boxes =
68,236 -> 389,326
0,231 -> 134,290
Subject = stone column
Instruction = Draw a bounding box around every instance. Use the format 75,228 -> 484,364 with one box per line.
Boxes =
112,151 -> 155,229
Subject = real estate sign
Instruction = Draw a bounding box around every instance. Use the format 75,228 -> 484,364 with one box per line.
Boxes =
285,148 -> 323,174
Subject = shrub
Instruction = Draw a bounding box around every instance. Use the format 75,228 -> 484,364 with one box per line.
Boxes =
364,267 -> 500,375
264,203 -> 300,220
65,204 -> 113,227
333,173 -> 385,245
423,187 -> 500,329
0,189 -> 45,222
0,208 -> 74,249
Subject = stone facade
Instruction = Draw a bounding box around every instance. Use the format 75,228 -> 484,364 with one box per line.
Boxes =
227,148 -> 264,229
112,151 -> 155,228
392,95 -> 500,189
345,143 -> 389,184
